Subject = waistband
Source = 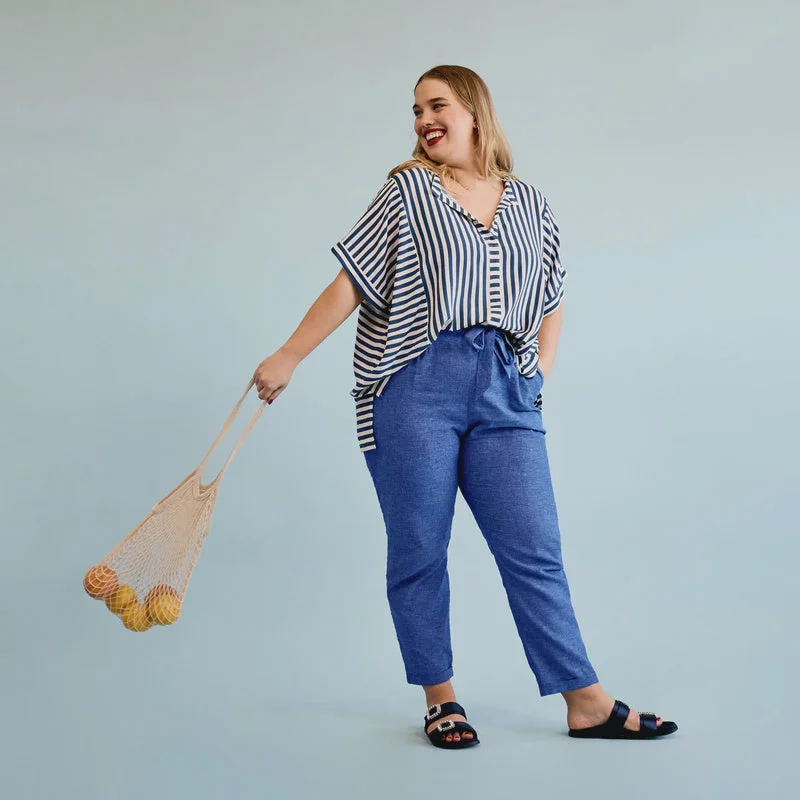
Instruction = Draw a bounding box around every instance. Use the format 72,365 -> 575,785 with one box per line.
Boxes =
440,323 -> 517,365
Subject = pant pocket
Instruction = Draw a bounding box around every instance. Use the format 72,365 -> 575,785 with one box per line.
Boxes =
509,368 -> 544,411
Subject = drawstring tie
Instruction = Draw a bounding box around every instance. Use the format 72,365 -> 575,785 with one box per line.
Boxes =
463,324 -> 518,398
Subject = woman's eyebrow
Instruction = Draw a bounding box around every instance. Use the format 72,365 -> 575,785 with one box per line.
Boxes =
412,97 -> 448,111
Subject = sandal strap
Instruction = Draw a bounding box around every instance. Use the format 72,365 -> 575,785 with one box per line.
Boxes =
431,719 -> 477,736
638,712 -> 659,733
424,701 -> 467,723
607,699 -> 631,731
609,701 -> 661,734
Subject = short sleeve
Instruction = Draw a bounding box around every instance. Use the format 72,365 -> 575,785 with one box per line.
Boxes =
331,177 -> 403,312
541,199 -> 567,317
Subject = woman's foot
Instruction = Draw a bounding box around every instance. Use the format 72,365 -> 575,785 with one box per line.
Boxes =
563,683 -> 664,732
423,680 -> 475,744
425,710 -> 474,743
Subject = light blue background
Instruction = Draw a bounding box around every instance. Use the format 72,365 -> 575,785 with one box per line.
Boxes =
2,1 -> 797,798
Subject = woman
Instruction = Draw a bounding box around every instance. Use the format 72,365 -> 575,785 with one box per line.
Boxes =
253,65 -> 677,749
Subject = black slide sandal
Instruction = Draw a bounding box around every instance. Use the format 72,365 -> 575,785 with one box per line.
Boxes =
568,699 -> 678,739
424,701 -> 480,749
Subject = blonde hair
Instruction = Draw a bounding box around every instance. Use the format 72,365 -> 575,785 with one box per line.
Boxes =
388,65 -> 519,186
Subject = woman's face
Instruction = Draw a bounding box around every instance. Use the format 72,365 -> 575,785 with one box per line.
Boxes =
413,78 -> 476,167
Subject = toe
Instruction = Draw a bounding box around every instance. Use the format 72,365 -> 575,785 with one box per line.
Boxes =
426,712 -> 476,742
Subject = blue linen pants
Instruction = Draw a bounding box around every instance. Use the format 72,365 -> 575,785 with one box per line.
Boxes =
362,323 -> 599,696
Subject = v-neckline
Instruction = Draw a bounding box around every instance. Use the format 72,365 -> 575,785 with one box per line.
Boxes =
429,170 -> 513,234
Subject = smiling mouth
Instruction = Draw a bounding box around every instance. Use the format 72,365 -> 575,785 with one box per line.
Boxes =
425,131 -> 446,146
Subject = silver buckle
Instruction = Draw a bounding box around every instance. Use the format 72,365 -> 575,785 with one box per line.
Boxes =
425,703 -> 442,721
437,720 -> 456,732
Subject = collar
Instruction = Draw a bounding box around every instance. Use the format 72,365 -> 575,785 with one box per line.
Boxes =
427,168 -> 519,216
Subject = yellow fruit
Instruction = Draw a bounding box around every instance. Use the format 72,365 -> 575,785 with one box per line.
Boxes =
146,594 -> 181,625
83,565 -> 118,599
105,584 -> 137,614
144,584 -> 180,605
120,602 -> 152,631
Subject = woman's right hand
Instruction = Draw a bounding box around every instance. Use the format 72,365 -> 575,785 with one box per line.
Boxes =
253,346 -> 300,405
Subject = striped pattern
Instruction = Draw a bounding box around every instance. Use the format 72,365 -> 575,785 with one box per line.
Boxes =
331,165 -> 567,453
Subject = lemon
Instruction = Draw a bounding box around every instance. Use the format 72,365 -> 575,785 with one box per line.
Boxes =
105,584 -> 137,615
120,602 -> 152,632
146,594 -> 181,625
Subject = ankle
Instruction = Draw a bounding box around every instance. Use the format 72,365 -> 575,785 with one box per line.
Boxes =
423,680 -> 457,708
561,682 -> 608,708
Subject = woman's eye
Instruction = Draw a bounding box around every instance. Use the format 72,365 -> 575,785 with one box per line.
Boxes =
414,103 -> 445,117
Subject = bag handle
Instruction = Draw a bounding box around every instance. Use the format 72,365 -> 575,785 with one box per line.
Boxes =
196,377 -> 267,488
150,378 -> 266,514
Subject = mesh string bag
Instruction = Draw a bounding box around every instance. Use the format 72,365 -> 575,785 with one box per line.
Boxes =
83,378 -> 266,631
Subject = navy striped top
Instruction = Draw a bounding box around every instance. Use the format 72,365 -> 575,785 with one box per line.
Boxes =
331,164 -> 567,453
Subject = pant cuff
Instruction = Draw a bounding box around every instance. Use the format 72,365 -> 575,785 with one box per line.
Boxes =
406,665 -> 454,686
538,672 -> 599,696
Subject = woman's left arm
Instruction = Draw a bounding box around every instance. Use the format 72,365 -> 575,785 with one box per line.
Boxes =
537,303 -> 563,381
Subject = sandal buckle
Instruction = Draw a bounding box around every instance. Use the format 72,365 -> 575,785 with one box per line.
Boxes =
437,720 -> 456,732
425,703 -> 442,721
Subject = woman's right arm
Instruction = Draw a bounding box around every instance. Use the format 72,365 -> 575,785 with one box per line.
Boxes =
253,268 -> 364,403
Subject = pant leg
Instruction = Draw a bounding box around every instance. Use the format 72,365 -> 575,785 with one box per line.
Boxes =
363,338 -> 468,685
458,330 -> 599,696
